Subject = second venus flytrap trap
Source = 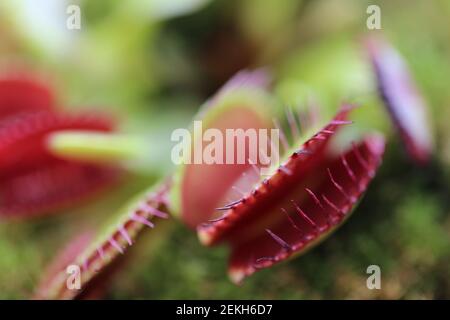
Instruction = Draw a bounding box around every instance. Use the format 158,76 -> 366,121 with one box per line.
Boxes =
0,34 -> 434,298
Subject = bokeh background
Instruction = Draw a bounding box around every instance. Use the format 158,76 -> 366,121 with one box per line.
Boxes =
0,0 -> 449,299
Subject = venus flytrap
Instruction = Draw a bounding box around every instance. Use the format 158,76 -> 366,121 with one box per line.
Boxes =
35,34 -> 435,296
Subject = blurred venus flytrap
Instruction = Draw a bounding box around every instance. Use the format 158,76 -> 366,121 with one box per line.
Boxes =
366,36 -> 434,165
0,74 -> 121,218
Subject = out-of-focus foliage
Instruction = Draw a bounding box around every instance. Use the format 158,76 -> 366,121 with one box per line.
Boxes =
0,0 -> 449,299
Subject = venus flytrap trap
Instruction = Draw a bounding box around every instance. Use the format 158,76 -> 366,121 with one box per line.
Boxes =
35,182 -> 170,299
166,70 -> 385,284
195,106 -> 385,283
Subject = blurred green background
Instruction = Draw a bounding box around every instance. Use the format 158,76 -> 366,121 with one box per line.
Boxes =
0,0 -> 449,299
